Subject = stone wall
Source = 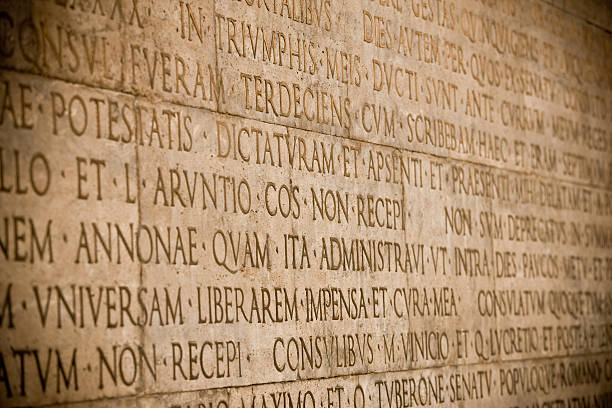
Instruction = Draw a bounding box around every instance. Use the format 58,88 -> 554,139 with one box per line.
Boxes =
1,0 -> 612,406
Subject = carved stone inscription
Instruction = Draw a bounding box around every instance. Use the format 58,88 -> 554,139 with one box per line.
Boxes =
0,0 -> 612,406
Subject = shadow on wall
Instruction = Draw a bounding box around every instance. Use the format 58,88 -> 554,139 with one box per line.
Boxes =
0,1 -> 42,71
0,0 -> 114,74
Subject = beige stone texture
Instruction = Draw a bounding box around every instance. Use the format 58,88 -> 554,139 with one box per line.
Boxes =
0,0 -> 612,407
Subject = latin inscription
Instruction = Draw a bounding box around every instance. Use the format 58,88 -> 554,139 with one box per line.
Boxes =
1,0 -> 611,406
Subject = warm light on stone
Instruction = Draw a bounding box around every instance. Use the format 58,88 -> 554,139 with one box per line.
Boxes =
0,0 -> 612,406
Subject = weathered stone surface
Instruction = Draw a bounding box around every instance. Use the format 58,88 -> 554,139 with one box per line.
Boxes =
0,0 -> 611,407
